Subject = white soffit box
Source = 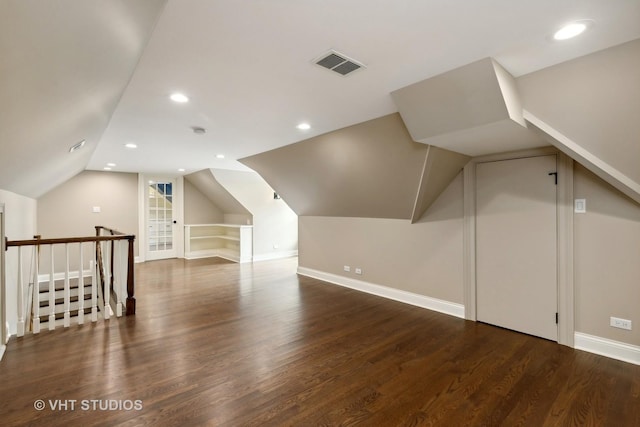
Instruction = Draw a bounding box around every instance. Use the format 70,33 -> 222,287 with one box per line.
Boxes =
391,58 -> 545,156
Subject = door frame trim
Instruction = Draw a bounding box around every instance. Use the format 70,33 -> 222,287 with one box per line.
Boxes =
138,174 -> 184,262
463,147 -> 574,347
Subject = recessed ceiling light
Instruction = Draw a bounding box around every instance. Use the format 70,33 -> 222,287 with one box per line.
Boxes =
107,163 -> 116,167
553,20 -> 591,40
170,93 -> 189,103
296,123 -> 311,130
178,168 -> 185,172
69,139 -> 86,153
216,154 -> 225,159
103,167 -> 112,171
124,143 -> 137,149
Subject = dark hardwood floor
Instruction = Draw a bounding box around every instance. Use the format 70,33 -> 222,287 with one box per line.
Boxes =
1,257 -> 639,426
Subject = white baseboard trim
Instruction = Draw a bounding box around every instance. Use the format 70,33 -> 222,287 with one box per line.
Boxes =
0,344 -> 5,362
574,332 -> 640,365
297,267 -> 465,319
135,256 -> 143,263
253,250 -> 299,262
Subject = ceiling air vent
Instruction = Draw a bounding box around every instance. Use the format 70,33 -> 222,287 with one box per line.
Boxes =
314,50 -> 365,76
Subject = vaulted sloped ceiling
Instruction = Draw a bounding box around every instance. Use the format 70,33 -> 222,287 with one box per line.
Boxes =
0,0 -> 166,198
517,39 -> 640,205
241,42 -> 640,220
184,169 -> 250,215
240,113 -> 468,220
3,2 -> 637,209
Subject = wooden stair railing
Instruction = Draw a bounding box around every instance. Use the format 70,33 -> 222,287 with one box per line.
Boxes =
6,227 -> 135,336
95,226 -> 136,316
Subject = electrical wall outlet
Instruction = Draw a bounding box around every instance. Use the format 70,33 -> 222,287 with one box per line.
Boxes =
610,317 -> 632,330
355,268 -> 363,275
343,265 -> 351,272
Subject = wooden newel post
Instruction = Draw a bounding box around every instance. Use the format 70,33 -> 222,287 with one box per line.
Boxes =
126,236 -> 136,315
94,226 -> 100,282
34,234 -> 41,256
94,228 -> 106,298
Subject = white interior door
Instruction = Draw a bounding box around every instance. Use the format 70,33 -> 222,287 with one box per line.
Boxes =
476,155 -> 558,341
146,178 -> 177,261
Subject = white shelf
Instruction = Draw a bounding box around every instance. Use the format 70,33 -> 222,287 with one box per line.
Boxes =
190,235 -> 239,241
184,224 -> 252,263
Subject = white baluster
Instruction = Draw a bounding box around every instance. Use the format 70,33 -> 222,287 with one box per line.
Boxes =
33,246 -> 40,334
17,247 -> 25,337
77,243 -> 84,325
49,246 -> 55,330
63,243 -> 70,328
103,241 -> 110,320
91,243 -> 98,322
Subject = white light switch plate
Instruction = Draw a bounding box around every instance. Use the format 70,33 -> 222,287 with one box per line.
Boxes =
574,199 -> 586,213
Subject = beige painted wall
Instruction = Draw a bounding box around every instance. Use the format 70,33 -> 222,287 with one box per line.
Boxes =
0,188 -> 37,336
412,146 -> 469,222
299,173 -> 464,303
241,113 -> 428,219
574,164 -> 640,346
517,39 -> 640,186
37,171 -> 138,254
184,179 -> 224,224
298,163 -> 640,349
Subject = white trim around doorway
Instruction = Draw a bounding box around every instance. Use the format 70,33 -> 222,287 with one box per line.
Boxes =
138,175 -> 185,262
463,147 -> 574,347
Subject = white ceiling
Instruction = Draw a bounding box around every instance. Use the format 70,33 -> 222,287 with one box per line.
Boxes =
7,1 -> 640,184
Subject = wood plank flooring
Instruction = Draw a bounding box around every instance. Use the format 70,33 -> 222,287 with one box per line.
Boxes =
1,257 -> 639,426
